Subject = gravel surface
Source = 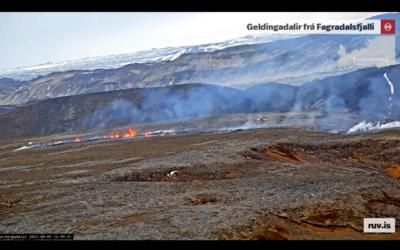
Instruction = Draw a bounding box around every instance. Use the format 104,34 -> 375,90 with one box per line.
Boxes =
0,115 -> 400,240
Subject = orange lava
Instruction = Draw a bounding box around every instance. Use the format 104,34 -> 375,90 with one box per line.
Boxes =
129,128 -> 137,137
387,165 -> 400,178
102,127 -> 138,139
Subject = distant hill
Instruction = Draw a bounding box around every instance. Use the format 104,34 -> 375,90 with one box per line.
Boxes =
0,105 -> 19,114
0,77 -> 27,99
0,12 -> 399,107
0,64 -> 399,140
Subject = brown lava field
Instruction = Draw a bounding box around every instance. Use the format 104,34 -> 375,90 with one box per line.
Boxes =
0,114 -> 400,240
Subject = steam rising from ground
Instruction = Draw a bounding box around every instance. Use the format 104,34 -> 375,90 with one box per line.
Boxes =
347,120 -> 400,133
220,118 -> 280,131
384,72 -> 395,95
72,67 -> 399,136
347,72 -> 399,133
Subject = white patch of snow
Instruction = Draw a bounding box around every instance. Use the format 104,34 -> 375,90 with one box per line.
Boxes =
199,45 -> 223,51
119,62 -> 133,66
383,72 -> 394,94
169,50 -> 186,61
0,34 -> 304,81
151,56 -> 162,61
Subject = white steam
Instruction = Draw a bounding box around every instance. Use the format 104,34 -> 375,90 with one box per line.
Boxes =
147,129 -> 175,134
384,72 -> 394,120
219,118 -> 275,132
347,120 -> 400,133
348,72 -> 397,133
384,72 -> 394,95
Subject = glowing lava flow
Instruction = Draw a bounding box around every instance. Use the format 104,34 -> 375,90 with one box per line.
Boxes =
129,128 -> 137,137
74,127 -> 162,142
102,128 -> 138,139
76,127 -> 161,143
14,127 -> 171,152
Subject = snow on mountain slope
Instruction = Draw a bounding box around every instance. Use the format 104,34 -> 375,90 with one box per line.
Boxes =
1,13 -> 400,107
1,28 -> 399,106
0,34 -> 302,81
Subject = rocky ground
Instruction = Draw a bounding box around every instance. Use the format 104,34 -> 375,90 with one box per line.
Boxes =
0,114 -> 400,240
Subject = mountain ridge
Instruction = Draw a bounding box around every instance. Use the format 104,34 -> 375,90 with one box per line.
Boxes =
1,63 -> 399,140
0,12 -> 399,108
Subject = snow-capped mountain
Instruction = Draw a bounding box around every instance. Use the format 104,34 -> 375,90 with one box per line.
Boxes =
0,34 -> 303,81
2,64 -> 400,140
1,13 -> 400,108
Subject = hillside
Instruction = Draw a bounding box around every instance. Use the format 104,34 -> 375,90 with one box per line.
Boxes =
0,34 -> 302,81
0,64 -> 399,140
0,13 -> 399,107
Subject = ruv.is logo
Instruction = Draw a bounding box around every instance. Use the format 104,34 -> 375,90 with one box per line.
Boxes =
364,218 -> 395,233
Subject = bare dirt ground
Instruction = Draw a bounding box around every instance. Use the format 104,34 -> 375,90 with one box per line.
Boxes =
0,113 -> 400,240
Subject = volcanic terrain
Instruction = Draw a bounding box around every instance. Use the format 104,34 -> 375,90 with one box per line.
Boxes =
0,112 -> 399,240
1,11 -> 400,241
1,62 -> 400,141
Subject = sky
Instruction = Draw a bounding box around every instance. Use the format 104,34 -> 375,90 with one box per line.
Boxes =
0,12 -> 394,70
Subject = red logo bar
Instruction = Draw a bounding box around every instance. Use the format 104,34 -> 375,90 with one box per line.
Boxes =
381,20 -> 395,34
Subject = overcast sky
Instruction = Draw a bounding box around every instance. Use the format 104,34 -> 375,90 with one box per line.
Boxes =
0,12 -> 394,70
